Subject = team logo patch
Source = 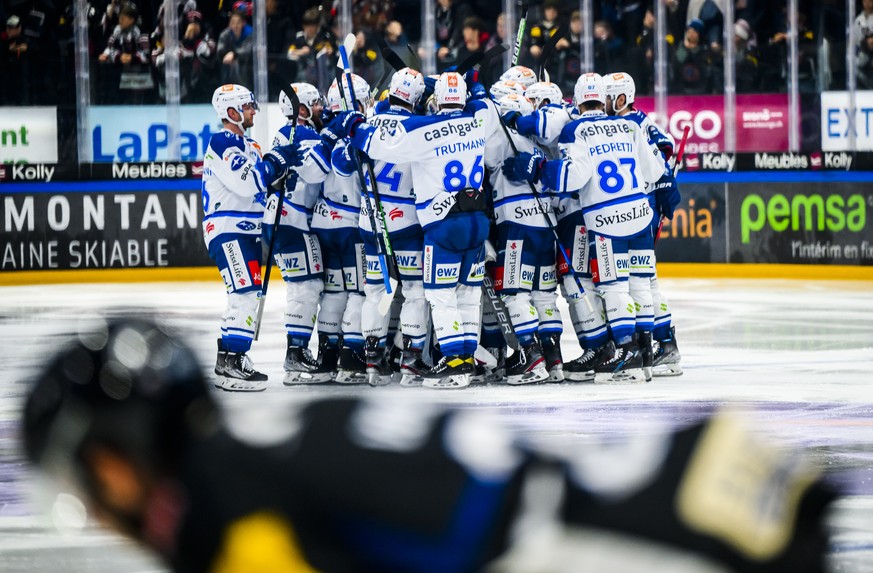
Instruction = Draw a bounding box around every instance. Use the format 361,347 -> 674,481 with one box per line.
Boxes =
230,155 -> 247,171
389,207 -> 404,221
236,221 -> 257,231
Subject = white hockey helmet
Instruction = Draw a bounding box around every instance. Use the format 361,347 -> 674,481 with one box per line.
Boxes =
434,71 -> 466,108
327,73 -> 373,113
497,93 -> 534,116
212,84 -> 258,129
499,65 -> 537,88
573,73 -> 606,107
604,72 -> 636,113
388,67 -> 425,106
525,81 -> 563,108
280,82 -> 323,123
489,79 -> 526,100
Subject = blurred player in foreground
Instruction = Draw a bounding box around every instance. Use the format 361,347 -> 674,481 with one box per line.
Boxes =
23,319 -> 836,573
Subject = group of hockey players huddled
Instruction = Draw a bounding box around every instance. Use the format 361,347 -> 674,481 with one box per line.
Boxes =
203,58 -> 684,392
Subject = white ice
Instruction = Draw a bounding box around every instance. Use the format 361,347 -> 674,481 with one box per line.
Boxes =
1,277 -> 872,572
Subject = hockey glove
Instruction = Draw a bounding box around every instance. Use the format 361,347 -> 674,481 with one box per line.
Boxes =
331,143 -> 359,176
467,81 -> 488,102
502,111 -> 521,130
261,143 -> 303,186
653,172 -> 680,220
647,125 -> 674,161
502,152 -> 545,184
326,111 -> 365,139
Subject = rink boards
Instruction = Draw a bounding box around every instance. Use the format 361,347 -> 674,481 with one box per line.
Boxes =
1,171 -> 872,284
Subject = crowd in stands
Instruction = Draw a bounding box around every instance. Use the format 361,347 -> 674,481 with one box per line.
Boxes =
0,0 -> 866,107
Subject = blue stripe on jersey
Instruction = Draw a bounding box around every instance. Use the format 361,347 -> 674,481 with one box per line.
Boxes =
282,200 -> 310,214
580,191 -> 647,214
324,197 -> 360,213
366,192 -> 416,205
493,193 -> 538,208
204,210 -> 262,220
309,144 -> 331,173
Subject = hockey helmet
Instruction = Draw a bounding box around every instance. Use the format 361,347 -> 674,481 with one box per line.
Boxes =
280,83 -> 324,126
499,65 -> 537,88
573,73 -> 606,107
497,93 -> 534,116
434,71 -> 467,108
604,72 -> 636,113
388,67 -> 425,106
326,74 -> 372,113
23,319 -> 219,493
489,80 -> 526,101
525,81 -> 563,108
212,84 -> 258,129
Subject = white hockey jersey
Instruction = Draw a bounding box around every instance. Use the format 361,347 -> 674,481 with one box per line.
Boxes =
201,130 -> 268,249
351,98 -> 501,229
485,125 -> 554,230
310,140 -> 361,232
272,122 -> 331,232
520,103 -> 577,159
544,110 -> 667,238
359,107 -> 419,235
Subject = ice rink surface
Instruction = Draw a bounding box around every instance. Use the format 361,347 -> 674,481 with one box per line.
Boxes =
1,277 -> 872,572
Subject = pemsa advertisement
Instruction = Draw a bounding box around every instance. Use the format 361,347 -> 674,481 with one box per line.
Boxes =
657,174 -> 873,266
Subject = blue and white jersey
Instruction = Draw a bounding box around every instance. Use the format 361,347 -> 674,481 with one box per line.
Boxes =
516,103 -> 576,159
622,109 -> 673,191
485,125 -> 554,230
310,140 -> 361,232
272,122 -> 331,232
351,98 -> 501,229
543,110 -> 667,238
359,106 -> 419,235
201,129 -> 267,249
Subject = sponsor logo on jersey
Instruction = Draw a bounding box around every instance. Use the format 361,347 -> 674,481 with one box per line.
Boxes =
435,263 -> 461,283
423,245 -> 433,283
504,239 -> 523,290
540,266 -> 557,286
395,251 -> 421,273
423,119 -> 482,142
248,260 -> 262,285
389,207 -> 404,220
520,264 -> 536,288
236,221 -> 257,231
578,121 -> 632,139
330,210 -> 342,221
230,155 -> 247,171
280,250 -> 307,274
205,222 -> 215,234
467,260 -> 485,282
222,240 -> 249,290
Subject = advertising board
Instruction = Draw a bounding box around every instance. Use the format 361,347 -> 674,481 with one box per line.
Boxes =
0,107 -> 59,164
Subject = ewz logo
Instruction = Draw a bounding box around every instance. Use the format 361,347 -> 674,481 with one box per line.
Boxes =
616,258 -> 631,271
396,254 -> 418,267
521,269 -> 536,283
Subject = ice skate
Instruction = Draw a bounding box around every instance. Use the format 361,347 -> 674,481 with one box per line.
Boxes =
540,333 -> 564,382
365,336 -> 394,386
653,327 -> 683,377
283,335 -> 326,385
594,340 -> 647,384
296,334 -> 339,383
563,342 -> 614,382
505,341 -> 549,385
482,347 -> 506,383
398,337 -> 431,387
215,344 -> 267,392
335,346 -> 368,384
421,355 -> 473,389
638,331 -> 654,382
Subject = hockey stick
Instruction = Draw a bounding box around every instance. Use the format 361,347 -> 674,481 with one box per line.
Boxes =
457,43 -> 507,77
512,3 -> 529,69
654,124 -> 690,243
536,23 -> 567,82
407,44 -> 423,72
336,34 -> 400,313
254,81 -> 300,341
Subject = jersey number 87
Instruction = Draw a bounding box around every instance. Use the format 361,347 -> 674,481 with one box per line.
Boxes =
597,158 -> 638,194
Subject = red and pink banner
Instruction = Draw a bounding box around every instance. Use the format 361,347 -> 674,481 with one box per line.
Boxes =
635,94 -> 789,153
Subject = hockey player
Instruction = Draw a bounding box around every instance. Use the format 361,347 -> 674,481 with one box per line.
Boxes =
327,71 -> 501,389
311,75 -> 373,384
486,93 -> 557,384
23,318 -> 838,573
203,84 -> 303,391
604,71 -> 683,377
488,79 -> 526,100
504,73 -> 673,383
271,83 -> 333,385
499,64 -> 538,89
358,67 -> 431,386
502,80 -> 574,159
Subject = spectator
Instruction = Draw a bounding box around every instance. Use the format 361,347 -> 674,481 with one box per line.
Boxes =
216,10 -> 253,86
354,0 -> 393,34
769,9 -> 818,93
383,20 -> 408,52
592,19 -> 624,76
1,15 -> 30,105
98,3 -> 153,104
554,9 -> 583,95
288,6 -> 334,84
266,0 -> 294,101
485,12 -> 508,52
435,0 -> 471,71
455,16 -> 485,66
150,0 -> 197,46
528,0 -> 561,60
734,18 -> 760,93
857,0 -> 873,88
685,0 -> 724,53
153,10 -> 215,102
632,8 -> 666,96
671,18 -> 714,94
352,30 -> 380,86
